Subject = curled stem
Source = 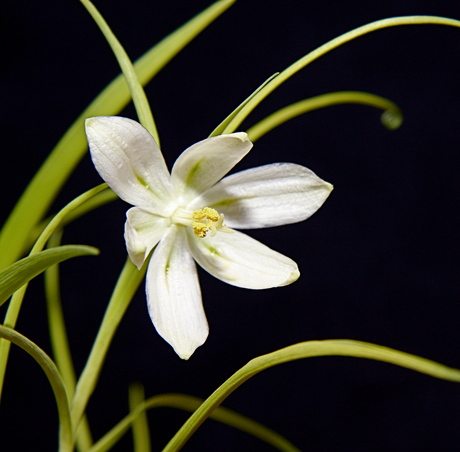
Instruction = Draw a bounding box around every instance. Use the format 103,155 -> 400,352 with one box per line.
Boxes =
224,15 -> 460,134
246,91 -> 403,142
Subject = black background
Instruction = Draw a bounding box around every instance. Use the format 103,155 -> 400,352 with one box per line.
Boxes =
2,1 -> 460,450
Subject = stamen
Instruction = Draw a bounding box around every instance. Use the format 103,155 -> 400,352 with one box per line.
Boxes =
192,207 -> 219,222
171,206 -> 233,238
191,207 -> 232,238
191,221 -> 210,238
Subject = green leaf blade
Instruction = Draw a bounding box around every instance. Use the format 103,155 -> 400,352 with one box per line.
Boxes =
164,339 -> 460,451
0,325 -> 72,451
0,245 -> 99,307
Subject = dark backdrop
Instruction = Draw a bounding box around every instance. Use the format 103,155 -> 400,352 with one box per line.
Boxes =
2,1 -> 460,450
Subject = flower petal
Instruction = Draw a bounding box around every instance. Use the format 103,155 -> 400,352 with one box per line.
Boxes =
124,207 -> 170,269
85,116 -> 173,213
187,229 -> 300,289
146,225 -> 208,359
189,163 -> 333,229
171,133 -> 253,202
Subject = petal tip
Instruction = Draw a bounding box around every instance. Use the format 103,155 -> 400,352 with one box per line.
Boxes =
172,336 -> 207,360
124,226 -> 148,269
177,351 -> 192,360
230,131 -> 251,143
85,116 -> 106,131
280,268 -> 300,287
84,117 -> 94,127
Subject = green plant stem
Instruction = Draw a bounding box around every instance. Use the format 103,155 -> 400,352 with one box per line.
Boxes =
223,16 -> 460,134
88,393 -> 299,452
209,73 -> 279,137
129,383 -> 151,452
0,325 -> 72,452
246,91 -> 403,142
45,232 -> 93,451
71,259 -> 146,435
0,245 -> 98,402
28,188 -> 117,253
80,0 -> 158,142
164,340 -> 460,451
0,186 -> 105,400
45,232 -> 79,397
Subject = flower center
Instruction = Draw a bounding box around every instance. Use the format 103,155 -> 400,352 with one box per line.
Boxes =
172,207 -> 233,238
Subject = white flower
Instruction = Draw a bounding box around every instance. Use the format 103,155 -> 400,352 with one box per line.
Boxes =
85,116 -> 333,359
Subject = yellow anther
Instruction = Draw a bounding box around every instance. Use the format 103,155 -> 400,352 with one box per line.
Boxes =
191,207 -> 229,238
192,221 -> 209,238
192,207 -> 219,222
203,207 -> 219,221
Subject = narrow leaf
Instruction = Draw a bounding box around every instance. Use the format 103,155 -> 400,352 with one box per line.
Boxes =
0,245 -> 99,307
71,259 -> 146,433
45,232 -> 94,450
88,393 -> 299,452
246,91 -> 403,142
0,325 -> 72,452
80,0 -> 158,142
209,72 -> 279,137
0,184 -> 106,400
164,339 -> 460,451
222,16 -> 460,134
129,383 -> 151,452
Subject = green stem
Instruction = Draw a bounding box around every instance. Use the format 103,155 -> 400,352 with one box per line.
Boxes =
129,383 -> 151,452
45,232 -> 78,397
80,0 -> 158,142
29,188 -> 117,252
223,16 -> 460,134
45,232 -> 93,451
0,185 -> 106,400
88,393 -> 299,452
209,73 -> 280,137
164,340 -> 460,451
246,91 -> 403,142
71,259 -> 146,434
0,325 -> 72,452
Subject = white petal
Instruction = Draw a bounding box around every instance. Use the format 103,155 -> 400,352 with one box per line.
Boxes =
171,133 -> 253,202
146,225 -> 208,359
124,207 -> 170,269
187,229 -> 300,289
85,116 -> 173,213
189,163 -> 333,229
